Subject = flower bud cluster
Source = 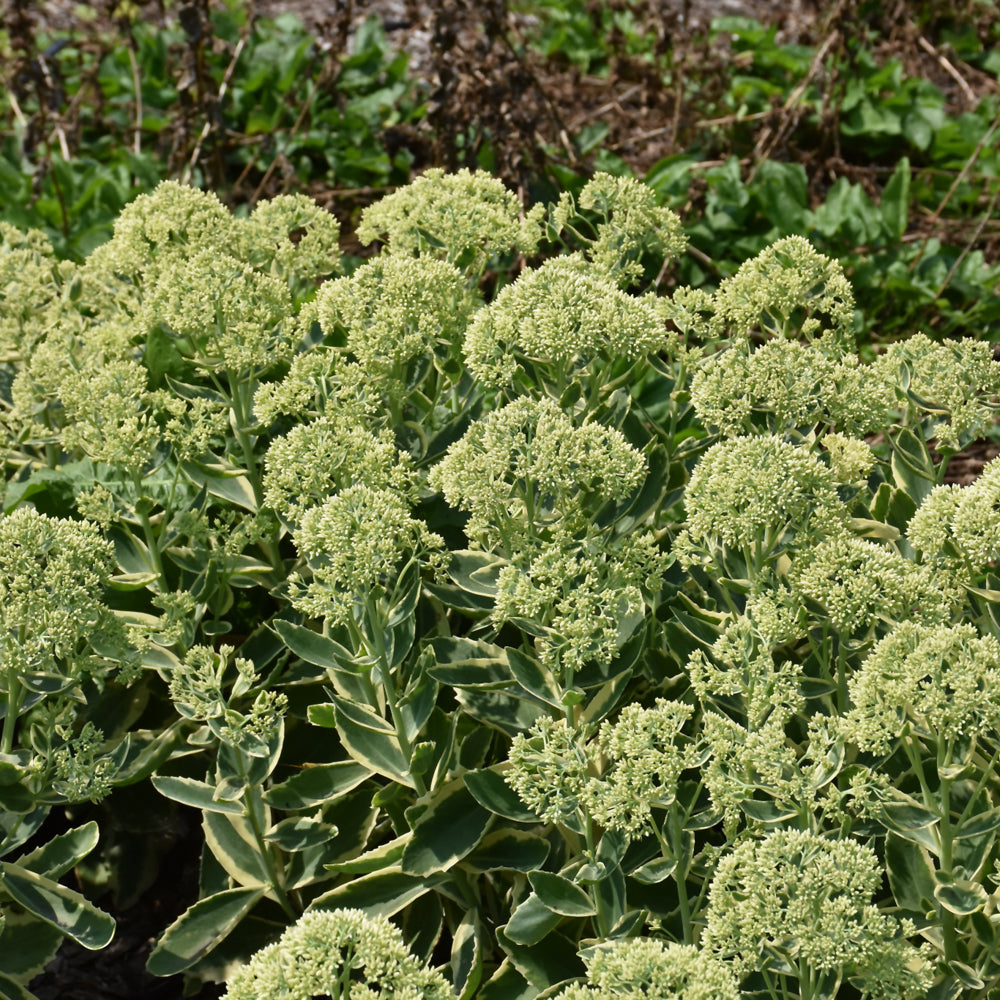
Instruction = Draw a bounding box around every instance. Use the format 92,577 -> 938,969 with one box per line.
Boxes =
463,255 -> 666,387
551,938 -> 739,1000
223,908 -> 453,1000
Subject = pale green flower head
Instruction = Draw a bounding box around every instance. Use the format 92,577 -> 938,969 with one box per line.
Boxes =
222,907 -> 452,1000
143,249 -> 295,372
0,507 -> 115,676
691,339 -> 894,437
237,193 -> 341,286
291,485 -> 444,626
170,644 -> 287,755
316,254 -> 478,395
841,622 -> 1000,756
677,435 -> 847,562
552,938 -> 739,1000
789,535 -> 952,635
356,168 -> 543,271
506,716 -> 591,828
874,332 -> 1000,450
705,828 -> 931,995
550,171 -> 687,286
263,415 -> 414,523
909,454 -> 1000,579
0,223 -> 72,357
583,698 -> 693,837
823,432 -> 876,485
102,180 -> 236,282
51,722 -> 115,804
429,396 -> 646,550
463,254 -> 666,388
713,235 -> 856,351
59,358 -> 159,472
662,285 -> 717,343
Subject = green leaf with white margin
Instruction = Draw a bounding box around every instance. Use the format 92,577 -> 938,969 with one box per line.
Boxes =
151,775 -> 244,815
934,875 -> 989,916
311,697 -> 414,788
527,870 -> 596,917
0,862 -> 115,950
503,893 -> 562,946
464,767 -> 540,823
272,619 -> 362,673
264,760 -> 373,810
0,972 -> 40,1000
309,867 -> 443,918
0,909 -> 62,982
202,811 -> 269,889
497,924 -> 583,991
452,909 -> 484,1000
146,886 -> 265,977
401,776 -> 493,876
463,830 -> 551,873
13,823 -> 100,880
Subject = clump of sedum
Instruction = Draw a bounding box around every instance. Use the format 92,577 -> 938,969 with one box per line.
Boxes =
222,908 -> 452,1000
551,938 -> 739,1000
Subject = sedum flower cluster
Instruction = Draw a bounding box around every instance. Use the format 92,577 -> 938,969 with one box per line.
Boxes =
263,415 -> 414,524
789,535 -> 953,635
462,255 -> 666,388
506,701 -> 693,838
429,396 -> 646,550
690,338 -> 893,437
493,532 -> 667,678
712,235 -> 856,349
704,829 -> 932,996
872,332 -> 1000,450
908,454 -> 1000,581
355,167 -> 543,271
316,254 -> 478,399
674,434 -> 847,568
841,621 -> 1000,756
169,644 -> 287,755
290,485 -> 445,627
222,908 -> 452,1000
551,938 -> 739,1000
549,172 -> 687,286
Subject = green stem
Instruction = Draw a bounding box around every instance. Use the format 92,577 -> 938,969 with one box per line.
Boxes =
2,667 -> 24,755
583,818 -> 612,938
235,749 -> 296,920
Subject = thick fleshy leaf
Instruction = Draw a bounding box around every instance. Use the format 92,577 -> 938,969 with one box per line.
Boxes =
309,867 -> 442,918
202,811 -> 269,889
312,698 -> 414,788
497,924 -> 583,990
0,909 -> 62,981
463,830 -> 550,873
0,972 -> 39,1000
151,775 -> 244,815
0,862 -> 115,951
14,823 -> 100,881
264,760 -> 373,810
428,637 -> 511,689
935,878 -> 988,916
503,893 -> 561,946
146,887 -> 264,977
452,909 -> 484,1000
885,832 -> 936,915
272,619 -> 358,673
401,777 -> 493,876
464,768 -> 539,823
527,870 -> 595,917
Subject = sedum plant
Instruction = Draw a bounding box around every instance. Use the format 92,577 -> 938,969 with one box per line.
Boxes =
3,168 -> 1000,1000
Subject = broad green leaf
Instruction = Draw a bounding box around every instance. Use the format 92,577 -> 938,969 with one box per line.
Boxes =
497,924 -> 583,990
463,830 -> 550,873
181,460 -> 257,512
202,811 -> 269,889
446,549 -> 506,597
880,157 -> 910,241
503,892 -> 562,946
889,428 -> 935,504
477,959 -> 535,1000
146,887 -> 264,977
506,648 -> 561,708
0,862 -> 115,950
316,697 -> 414,788
881,799 -> 940,852
264,760 -> 373,810
264,816 -> 338,852
401,777 -> 493,876
527,870 -> 595,917
934,877 -> 988,916
630,857 -> 677,885
885,832 -> 936,915
946,960 -> 985,990
309,867 -> 441,918
452,909 -> 484,1000
0,909 -> 62,981
428,637 -> 511,689
0,973 -> 39,1000
464,768 -> 540,823
14,823 -> 99,880
326,833 -> 410,875
151,775 -> 244,815
272,619 -> 358,673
